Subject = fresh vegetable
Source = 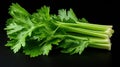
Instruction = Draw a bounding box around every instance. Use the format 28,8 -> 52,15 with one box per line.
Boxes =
4,3 -> 114,57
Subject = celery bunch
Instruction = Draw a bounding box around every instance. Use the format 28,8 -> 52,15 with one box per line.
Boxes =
4,3 -> 114,57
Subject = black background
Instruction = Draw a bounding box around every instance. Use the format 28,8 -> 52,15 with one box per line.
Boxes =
0,0 -> 119,67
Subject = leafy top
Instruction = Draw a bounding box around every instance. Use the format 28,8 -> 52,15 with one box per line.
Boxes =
5,3 -> 89,57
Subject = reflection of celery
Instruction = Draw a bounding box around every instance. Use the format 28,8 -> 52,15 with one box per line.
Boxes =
4,3 -> 114,57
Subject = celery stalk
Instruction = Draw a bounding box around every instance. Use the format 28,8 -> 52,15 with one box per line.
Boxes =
88,43 -> 111,51
58,25 -> 109,38
58,21 -> 113,31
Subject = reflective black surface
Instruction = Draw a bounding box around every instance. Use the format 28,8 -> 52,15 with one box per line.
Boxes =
0,46 -> 112,67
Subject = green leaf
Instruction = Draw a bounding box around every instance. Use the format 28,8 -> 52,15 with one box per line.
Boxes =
9,3 -> 30,18
67,8 -> 78,22
4,19 -> 24,35
58,9 -> 69,21
4,3 -> 34,53
59,37 -> 88,55
42,43 -> 52,55
58,8 -> 78,23
79,18 -> 88,23
23,39 -> 52,57
36,6 -> 50,20
5,40 -> 23,53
